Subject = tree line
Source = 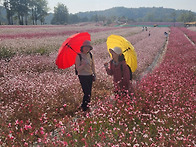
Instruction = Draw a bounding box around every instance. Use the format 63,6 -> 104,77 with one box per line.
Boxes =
1,1 -> 196,25
3,0 -> 48,25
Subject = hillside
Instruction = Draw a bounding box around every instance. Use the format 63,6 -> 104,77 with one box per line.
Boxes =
1,6 -> 195,25
76,7 -> 195,23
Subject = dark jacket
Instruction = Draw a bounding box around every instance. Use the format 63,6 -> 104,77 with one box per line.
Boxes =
106,60 -> 130,91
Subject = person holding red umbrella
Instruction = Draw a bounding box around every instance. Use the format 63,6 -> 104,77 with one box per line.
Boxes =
75,40 -> 96,112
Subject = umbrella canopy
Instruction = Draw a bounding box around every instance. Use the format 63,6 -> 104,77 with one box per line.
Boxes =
106,34 -> 137,72
56,32 -> 91,69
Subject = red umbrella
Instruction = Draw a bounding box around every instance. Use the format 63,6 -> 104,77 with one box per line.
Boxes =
56,32 -> 91,69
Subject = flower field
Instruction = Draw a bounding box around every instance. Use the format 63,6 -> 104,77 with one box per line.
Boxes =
0,24 -> 195,146
179,27 -> 196,44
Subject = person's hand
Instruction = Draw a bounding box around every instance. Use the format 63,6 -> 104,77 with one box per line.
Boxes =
92,74 -> 96,81
104,63 -> 108,68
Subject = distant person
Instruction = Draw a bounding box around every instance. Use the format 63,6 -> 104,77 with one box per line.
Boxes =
164,32 -> 168,40
164,32 -> 168,39
75,40 -> 96,112
149,31 -> 151,36
104,47 -> 130,96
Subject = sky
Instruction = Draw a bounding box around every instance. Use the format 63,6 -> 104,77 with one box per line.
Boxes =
47,0 -> 196,14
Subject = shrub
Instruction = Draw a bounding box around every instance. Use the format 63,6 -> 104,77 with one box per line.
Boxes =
0,47 -> 15,60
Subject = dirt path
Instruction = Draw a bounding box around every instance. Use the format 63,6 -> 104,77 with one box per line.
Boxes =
184,34 -> 195,47
135,36 -> 169,83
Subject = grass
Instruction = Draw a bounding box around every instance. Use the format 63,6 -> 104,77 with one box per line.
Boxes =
0,47 -> 16,60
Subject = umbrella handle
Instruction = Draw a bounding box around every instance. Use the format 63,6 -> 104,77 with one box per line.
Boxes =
66,43 -> 79,54
123,47 -> 130,53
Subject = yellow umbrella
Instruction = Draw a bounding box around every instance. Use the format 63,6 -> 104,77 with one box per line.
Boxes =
106,34 -> 137,72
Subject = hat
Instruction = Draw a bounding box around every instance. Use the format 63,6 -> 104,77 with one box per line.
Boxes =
109,47 -> 122,55
81,40 -> 93,50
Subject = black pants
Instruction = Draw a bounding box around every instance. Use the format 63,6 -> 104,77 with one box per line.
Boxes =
78,75 -> 93,111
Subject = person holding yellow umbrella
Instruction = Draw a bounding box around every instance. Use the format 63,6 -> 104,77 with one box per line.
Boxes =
104,34 -> 137,96
106,34 -> 137,73
104,47 -> 130,95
